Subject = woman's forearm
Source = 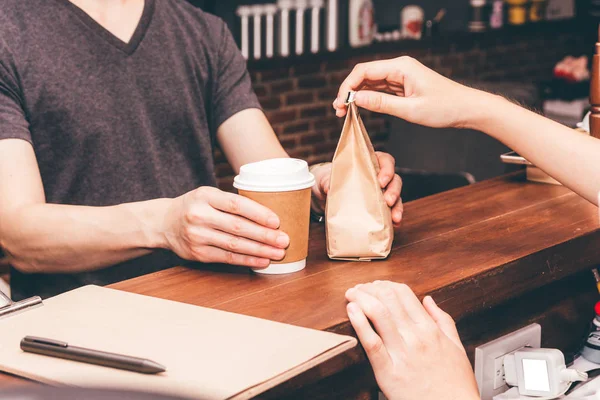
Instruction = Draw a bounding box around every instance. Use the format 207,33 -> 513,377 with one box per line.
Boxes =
469,91 -> 600,205
0,199 -> 171,274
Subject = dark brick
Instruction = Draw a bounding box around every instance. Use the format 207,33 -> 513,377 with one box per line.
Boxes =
366,119 -> 387,133
213,148 -> 227,164
266,109 -> 298,125
323,59 -> 350,71
317,87 -> 339,101
314,141 -> 338,154
288,147 -> 312,159
217,176 -> 235,193
292,62 -> 323,76
310,117 -> 342,131
279,136 -> 298,149
249,71 -> 261,83
286,91 -> 314,106
272,125 -> 284,136
308,154 -> 334,165
297,75 -> 327,89
282,121 -> 310,135
215,163 -> 234,177
329,70 -> 352,86
258,67 -> 292,82
300,105 -> 328,119
300,132 -> 328,146
259,96 -> 282,110
253,85 -> 269,97
270,80 -> 295,94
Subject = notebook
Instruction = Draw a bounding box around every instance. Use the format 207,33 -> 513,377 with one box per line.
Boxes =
0,285 -> 357,399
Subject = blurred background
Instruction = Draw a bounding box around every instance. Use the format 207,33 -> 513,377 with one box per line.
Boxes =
177,0 -> 599,202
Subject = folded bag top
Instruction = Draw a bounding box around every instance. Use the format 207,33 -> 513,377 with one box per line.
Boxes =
325,91 -> 394,260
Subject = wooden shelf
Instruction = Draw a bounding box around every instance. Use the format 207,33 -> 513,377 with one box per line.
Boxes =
247,18 -> 583,70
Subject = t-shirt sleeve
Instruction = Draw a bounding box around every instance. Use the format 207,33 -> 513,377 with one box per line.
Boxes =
0,41 -> 31,144
210,20 -> 261,133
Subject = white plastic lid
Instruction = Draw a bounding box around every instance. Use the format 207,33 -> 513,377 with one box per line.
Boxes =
233,158 -> 316,193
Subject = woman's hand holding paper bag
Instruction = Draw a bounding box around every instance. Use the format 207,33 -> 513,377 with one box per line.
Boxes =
332,56 -> 482,129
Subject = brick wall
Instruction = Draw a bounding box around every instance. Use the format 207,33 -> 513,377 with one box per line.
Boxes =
215,23 -> 589,191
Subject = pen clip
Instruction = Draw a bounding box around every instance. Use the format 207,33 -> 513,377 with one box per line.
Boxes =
23,336 -> 68,348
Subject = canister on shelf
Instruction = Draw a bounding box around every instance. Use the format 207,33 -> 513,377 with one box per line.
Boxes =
401,5 -> 424,39
349,0 -> 376,47
506,0 -> 528,25
529,0 -> 547,22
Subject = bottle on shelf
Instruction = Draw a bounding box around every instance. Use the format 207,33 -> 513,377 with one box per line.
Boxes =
489,0 -> 504,29
506,0 -> 529,25
468,0 -> 486,32
348,0 -> 375,48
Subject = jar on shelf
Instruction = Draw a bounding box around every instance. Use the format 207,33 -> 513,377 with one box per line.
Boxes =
529,0 -> 547,22
506,0 -> 529,25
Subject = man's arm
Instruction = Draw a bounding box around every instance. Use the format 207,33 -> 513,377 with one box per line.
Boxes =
0,139 -> 287,274
216,108 -> 288,172
0,139 -> 169,273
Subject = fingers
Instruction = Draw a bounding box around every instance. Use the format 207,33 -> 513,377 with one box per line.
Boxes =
383,174 -> 402,205
345,286 -> 405,353
194,245 -> 271,269
311,163 -> 332,198
189,227 -> 285,261
375,151 -> 396,188
337,59 -> 405,106
207,211 -> 290,249
386,282 -> 435,326
423,296 -> 464,350
356,282 -> 411,329
392,196 -> 404,226
354,90 -> 413,119
347,302 -> 393,372
383,173 -> 403,225
207,189 -> 281,230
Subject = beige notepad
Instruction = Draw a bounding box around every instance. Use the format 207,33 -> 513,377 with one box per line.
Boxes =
0,286 -> 356,399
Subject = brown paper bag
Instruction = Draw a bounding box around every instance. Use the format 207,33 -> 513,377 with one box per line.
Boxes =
325,93 -> 394,260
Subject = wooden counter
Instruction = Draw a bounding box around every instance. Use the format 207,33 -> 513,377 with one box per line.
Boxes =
2,172 -> 600,398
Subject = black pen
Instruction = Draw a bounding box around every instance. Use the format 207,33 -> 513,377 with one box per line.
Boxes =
20,336 -> 166,374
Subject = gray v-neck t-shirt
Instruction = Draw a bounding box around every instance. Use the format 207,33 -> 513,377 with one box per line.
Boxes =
0,0 -> 261,300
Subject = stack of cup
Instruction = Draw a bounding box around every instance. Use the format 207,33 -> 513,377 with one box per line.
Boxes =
233,158 -> 315,275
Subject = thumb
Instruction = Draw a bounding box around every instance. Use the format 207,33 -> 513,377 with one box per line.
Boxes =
423,296 -> 464,351
354,90 -> 413,119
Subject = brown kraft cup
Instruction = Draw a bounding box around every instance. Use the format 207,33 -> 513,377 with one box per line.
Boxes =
234,159 -> 315,274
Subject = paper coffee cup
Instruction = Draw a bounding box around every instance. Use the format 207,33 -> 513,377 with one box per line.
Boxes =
233,158 -> 315,274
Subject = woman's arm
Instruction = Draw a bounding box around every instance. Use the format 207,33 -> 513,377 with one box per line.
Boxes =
333,56 -> 600,205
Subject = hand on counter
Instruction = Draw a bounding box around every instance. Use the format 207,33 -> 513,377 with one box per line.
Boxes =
310,152 -> 404,227
346,281 -> 480,400
162,186 -> 289,269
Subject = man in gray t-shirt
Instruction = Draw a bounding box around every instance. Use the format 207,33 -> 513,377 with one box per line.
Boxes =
0,0 -> 404,300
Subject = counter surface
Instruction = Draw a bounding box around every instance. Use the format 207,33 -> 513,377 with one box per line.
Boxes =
1,172 -> 599,397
